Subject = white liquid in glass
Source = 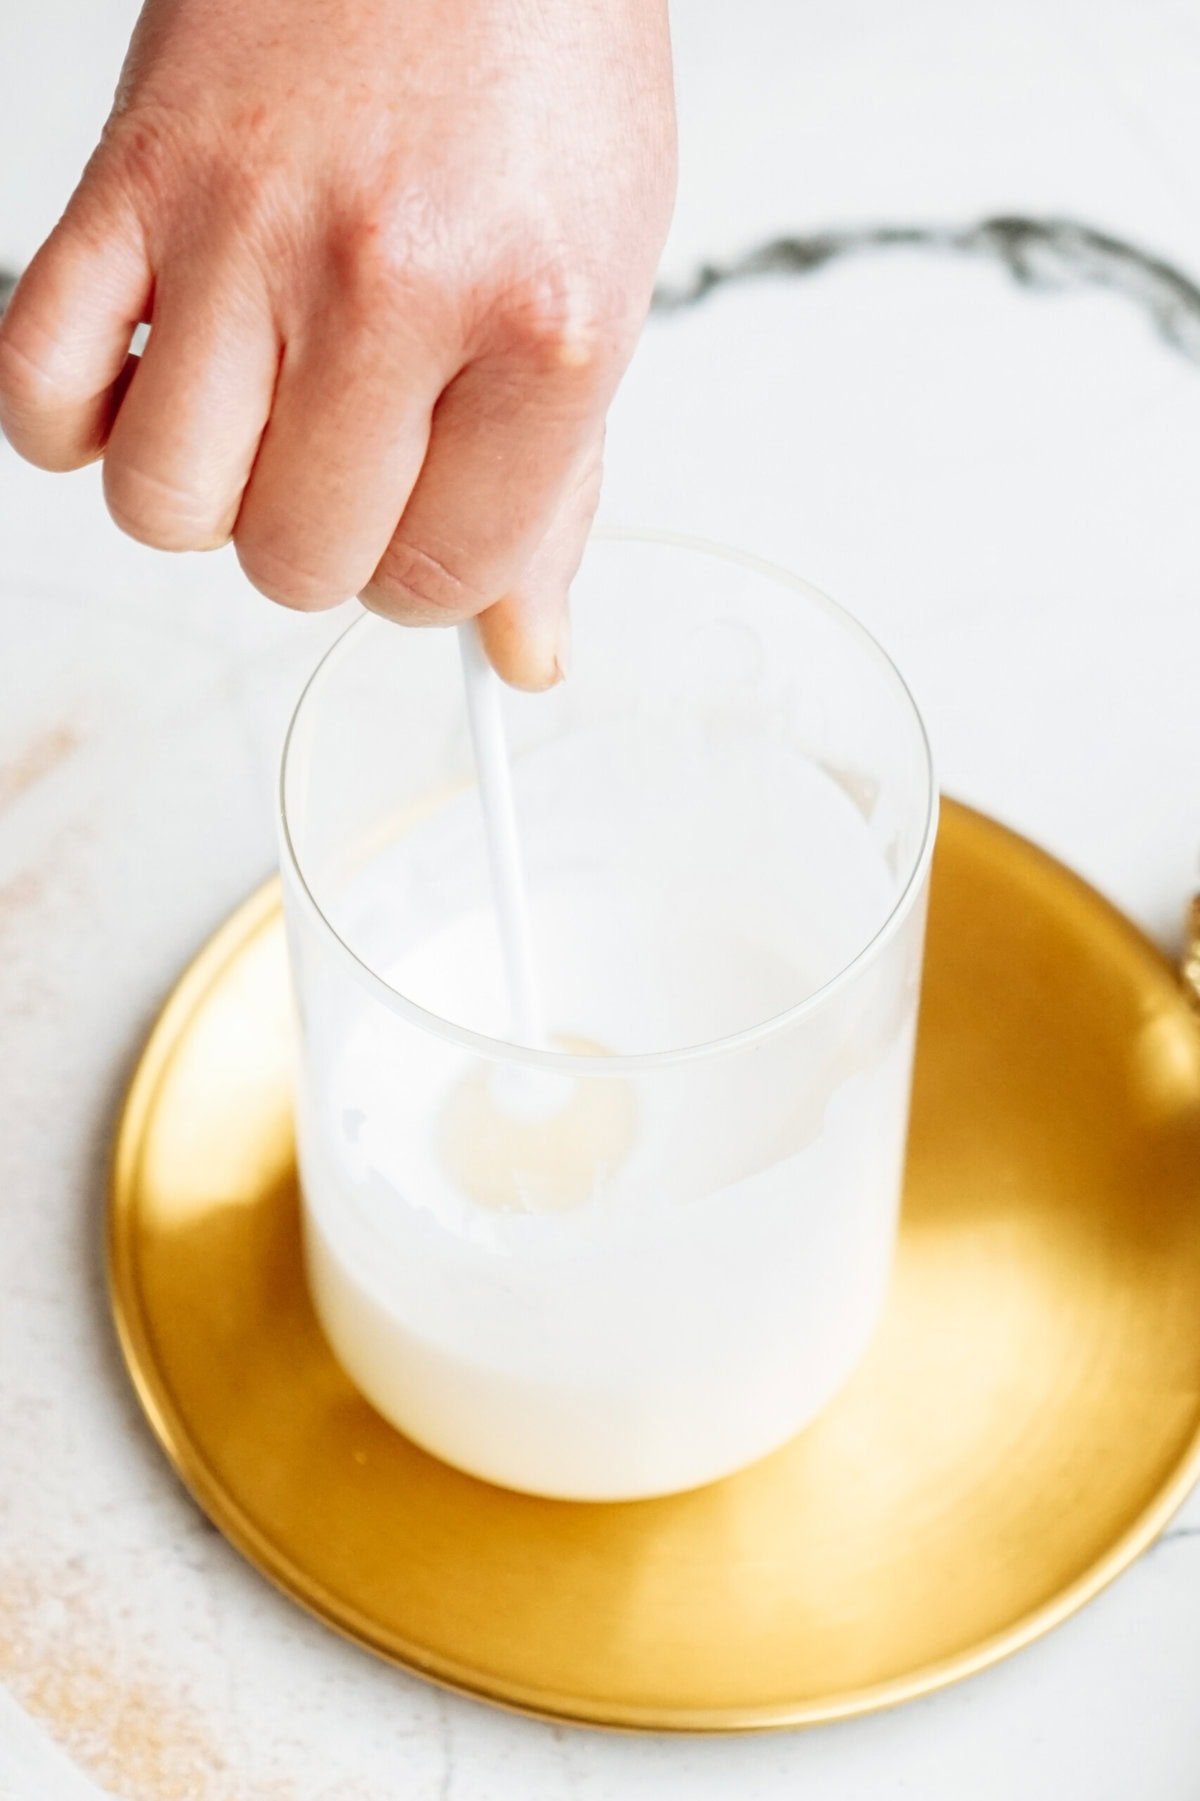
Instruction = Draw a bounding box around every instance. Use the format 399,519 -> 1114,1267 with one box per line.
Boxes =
298,668 -> 916,1499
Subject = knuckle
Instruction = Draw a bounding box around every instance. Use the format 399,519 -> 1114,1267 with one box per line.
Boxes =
327,199 -> 445,320
100,104 -> 285,271
235,538 -> 347,612
96,102 -> 198,231
104,458 -> 230,552
364,539 -> 487,622
493,262 -> 630,374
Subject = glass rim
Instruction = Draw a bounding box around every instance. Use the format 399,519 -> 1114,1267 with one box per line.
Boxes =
277,529 -> 938,1075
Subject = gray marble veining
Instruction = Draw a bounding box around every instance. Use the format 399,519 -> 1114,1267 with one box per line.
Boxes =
653,216 -> 1200,363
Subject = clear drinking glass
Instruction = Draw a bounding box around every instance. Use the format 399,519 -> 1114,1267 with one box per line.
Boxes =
279,534 -> 936,1502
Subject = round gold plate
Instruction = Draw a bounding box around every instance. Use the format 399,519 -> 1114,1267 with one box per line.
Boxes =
109,800 -> 1200,1730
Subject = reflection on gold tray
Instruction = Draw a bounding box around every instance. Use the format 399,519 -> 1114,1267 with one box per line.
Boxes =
108,800 -> 1200,1731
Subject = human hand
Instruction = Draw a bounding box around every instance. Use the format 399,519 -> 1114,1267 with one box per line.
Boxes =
0,0 -> 675,686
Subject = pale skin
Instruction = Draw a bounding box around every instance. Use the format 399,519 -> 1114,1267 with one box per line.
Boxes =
0,0 -> 676,687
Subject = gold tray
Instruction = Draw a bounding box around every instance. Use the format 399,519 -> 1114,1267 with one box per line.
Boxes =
108,800 -> 1200,1730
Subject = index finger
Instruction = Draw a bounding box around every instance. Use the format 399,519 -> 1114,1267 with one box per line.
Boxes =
0,192 -> 151,471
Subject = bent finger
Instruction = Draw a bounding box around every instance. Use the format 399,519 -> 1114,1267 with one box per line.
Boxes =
234,317 -> 445,611
0,188 -> 150,470
102,273 -> 278,551
361,325 -> 615,633
477,433 -> 603,689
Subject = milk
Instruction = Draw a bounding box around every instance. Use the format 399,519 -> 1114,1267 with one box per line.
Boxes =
294,651 -> 921,1500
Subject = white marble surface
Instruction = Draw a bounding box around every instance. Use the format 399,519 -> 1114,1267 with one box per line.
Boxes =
4,0 -> 1200,1794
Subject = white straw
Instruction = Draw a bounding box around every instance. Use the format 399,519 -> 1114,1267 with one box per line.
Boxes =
458,621 -> 546,1049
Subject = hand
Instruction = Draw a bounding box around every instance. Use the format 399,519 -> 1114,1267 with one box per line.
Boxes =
0,0 -> 675,687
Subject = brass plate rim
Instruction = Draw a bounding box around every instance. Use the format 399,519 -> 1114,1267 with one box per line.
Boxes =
107,800 -> 1200,1733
